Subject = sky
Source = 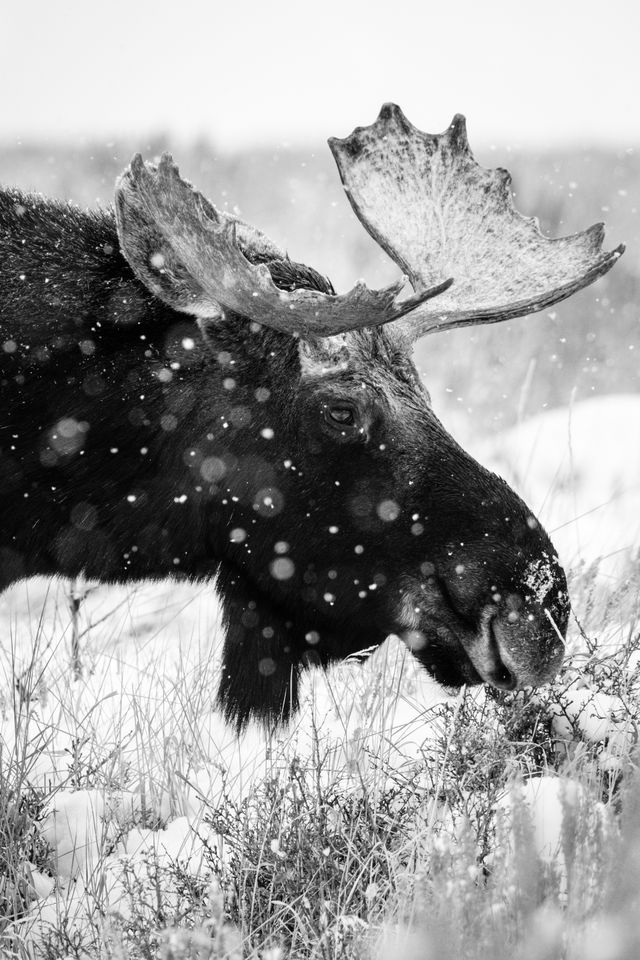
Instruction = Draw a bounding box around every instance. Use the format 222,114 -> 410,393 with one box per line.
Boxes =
1,0 -> 639,151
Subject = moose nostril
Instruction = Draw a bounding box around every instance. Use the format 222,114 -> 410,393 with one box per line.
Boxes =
488,661 -> 517,691
487,615 -> 517,689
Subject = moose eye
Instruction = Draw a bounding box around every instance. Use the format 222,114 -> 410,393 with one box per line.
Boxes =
327,406 -> 355,426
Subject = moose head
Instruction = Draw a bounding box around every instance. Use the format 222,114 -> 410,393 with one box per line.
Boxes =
0,105 -> 623,727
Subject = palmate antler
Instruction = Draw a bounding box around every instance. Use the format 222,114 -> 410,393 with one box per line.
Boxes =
115,107 -> 623,342
330,104 -> 624,341
115,154 -> 450,337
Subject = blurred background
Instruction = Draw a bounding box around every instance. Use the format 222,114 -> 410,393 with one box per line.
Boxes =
1,0 -> 639,569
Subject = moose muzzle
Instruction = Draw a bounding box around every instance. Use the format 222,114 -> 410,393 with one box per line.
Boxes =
468,596 -> 566,690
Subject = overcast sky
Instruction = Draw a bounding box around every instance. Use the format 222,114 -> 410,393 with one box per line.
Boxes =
1,0 -> 638,150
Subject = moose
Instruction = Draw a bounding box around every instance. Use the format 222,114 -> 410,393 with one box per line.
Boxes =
0,105 -> 623,728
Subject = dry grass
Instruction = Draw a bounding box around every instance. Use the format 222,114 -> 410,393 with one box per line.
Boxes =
0,559 -> 638,959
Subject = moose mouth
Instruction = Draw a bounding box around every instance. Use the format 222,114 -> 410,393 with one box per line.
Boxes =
407,629 -> 517,693
399,589 -> 521,693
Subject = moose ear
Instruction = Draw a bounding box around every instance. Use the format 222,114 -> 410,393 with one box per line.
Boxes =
115,155 -> 227,320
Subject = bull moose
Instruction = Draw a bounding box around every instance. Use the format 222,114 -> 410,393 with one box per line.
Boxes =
0,105 -> 623,728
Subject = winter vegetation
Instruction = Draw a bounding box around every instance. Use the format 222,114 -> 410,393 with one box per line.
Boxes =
0,140 -> 639,958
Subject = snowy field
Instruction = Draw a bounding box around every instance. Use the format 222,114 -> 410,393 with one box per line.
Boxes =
1,392 -> 639,957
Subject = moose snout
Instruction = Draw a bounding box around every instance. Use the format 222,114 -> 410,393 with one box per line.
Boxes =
469,598 -> 566,691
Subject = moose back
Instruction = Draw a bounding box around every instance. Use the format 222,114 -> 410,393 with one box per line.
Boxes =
0,106 -> 623,727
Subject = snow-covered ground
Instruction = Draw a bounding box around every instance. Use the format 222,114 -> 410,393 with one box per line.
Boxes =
1,393 -> 638,952
2,572 -> 452,948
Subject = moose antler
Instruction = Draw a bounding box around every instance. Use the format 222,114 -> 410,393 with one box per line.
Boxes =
329,104 -> 624,340
115,154 -> 451,337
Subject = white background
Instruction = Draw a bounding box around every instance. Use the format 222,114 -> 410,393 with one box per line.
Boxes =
1,0 -> 638,149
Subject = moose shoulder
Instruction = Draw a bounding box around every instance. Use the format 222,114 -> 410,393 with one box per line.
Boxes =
0,105 -> 623,728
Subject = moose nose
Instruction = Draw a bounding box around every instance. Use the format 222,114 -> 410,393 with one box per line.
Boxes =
469,603 -> 565,690
480,622 -> 517,690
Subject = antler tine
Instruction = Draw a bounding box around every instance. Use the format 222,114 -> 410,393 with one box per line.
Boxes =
329,104 -> 624,341
115,154 -> 449,338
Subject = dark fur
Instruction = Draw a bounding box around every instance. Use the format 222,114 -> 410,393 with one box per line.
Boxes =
0,188 -> 569,728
